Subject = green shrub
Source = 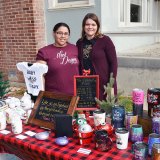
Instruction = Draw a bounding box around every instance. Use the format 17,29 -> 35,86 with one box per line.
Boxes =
0,72 -> 10,98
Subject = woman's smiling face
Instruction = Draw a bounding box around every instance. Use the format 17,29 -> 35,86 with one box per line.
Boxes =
84,18 -> 98,40
53,26 -> 70,47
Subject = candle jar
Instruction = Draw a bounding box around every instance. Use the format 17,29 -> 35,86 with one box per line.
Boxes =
11,115 -> 22,134
94,130 -> 112,152
0,111 -> 6,130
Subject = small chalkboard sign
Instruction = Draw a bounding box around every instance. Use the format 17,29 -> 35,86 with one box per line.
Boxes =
74,75 -> 99,110
28,91 -> 79,129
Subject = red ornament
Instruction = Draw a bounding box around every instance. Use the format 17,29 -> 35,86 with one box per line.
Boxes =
95,123 -> 114,136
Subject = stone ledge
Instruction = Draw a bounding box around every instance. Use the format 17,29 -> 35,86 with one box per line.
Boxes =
118,56 -> 160,69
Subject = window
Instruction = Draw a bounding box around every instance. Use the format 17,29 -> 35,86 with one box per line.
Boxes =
119,0 -> 151,27
48,0 -> 95,9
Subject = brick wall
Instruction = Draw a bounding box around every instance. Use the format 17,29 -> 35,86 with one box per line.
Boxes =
0,0 -> 46,85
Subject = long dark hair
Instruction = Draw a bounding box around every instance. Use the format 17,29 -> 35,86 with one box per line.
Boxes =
81,13 -> 102,39
53,22 -> 70,35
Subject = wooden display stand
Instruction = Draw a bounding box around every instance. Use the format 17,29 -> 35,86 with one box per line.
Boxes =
28,91 -> 79,130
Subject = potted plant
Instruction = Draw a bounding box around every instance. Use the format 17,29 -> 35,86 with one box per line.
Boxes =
95,73 -> 133,117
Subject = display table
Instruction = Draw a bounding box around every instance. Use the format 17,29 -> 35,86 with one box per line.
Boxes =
0,123 -> 151,160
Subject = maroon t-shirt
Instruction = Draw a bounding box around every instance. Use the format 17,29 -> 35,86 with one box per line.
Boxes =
36,43 -> 79,95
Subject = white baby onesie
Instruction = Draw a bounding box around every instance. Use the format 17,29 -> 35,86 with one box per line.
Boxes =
16,62 -> 48,96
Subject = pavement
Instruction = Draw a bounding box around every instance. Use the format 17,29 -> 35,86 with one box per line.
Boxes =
0,154 -> 21,160
118,42 -> 160,57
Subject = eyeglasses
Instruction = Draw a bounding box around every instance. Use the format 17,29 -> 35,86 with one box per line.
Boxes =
56,31 -> 69,36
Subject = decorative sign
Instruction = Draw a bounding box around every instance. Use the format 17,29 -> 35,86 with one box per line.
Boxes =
74,75 -> 99,110
28,91 -> 79,129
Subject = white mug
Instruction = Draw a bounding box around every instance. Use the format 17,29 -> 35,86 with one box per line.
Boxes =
0,111 -> 6,130
115,128 -> 129,149
93,109 -> 106,126
11,115 -> 22,134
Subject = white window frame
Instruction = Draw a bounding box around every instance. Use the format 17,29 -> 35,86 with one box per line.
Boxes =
119,0 -> 152,27
48,0 -> 95,9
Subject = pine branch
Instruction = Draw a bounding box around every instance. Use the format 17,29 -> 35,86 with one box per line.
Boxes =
95,72 -> 123,115
0,72 -> 10,99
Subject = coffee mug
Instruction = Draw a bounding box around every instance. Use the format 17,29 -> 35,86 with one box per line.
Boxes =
132,141 -> 148,160
115,128 -> 129,149
152,143 -> 160,160
93,109 -> 106,127
130,124 -> 143,142
148,133 -> 160,155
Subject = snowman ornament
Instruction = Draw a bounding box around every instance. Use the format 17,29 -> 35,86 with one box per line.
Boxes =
78,122 -> 93,145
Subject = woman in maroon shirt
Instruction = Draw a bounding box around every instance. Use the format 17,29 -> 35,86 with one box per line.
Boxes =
76,13 -> 118,100
36,22 -> 79,95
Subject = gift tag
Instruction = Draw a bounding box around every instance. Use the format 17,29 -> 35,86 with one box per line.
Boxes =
0,130 -> 11,135
16,134 -> 28,140
25,131 -> 36,136
77,148 -> 91,155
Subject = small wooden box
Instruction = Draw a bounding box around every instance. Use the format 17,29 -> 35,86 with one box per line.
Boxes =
138,110 -> 152,137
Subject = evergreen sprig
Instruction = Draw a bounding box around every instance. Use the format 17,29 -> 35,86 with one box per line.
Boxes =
95,73 -> 124,116
0,72 -> 10,99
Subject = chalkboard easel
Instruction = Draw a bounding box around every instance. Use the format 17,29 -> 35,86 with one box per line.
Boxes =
28,91 -> 79,130
74,75 -> 99,110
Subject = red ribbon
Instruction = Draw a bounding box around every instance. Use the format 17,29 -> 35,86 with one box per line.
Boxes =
83,69 -> 91,76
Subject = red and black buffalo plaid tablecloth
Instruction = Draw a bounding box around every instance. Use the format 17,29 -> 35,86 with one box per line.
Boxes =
0,123 -> 151,160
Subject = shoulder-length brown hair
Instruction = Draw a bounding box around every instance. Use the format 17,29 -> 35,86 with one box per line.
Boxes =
81,13 -> 103,39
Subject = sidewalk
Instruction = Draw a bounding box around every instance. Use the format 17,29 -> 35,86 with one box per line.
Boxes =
0,154 -> 21,160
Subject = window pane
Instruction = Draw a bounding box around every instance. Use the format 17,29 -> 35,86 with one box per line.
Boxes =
58,0 -> 86,2
130,0 -> 142,22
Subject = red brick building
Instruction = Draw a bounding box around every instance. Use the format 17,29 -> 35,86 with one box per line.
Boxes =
0,0 -> 46,85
